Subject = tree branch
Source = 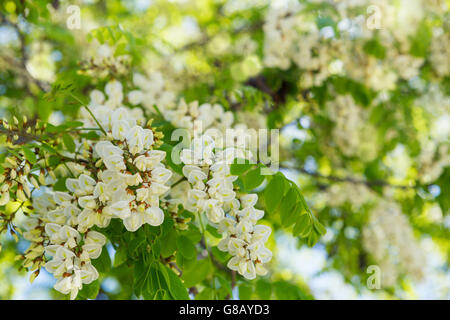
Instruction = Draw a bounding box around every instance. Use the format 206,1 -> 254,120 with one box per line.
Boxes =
281,163 -> 417,190
0,13 -> 49,92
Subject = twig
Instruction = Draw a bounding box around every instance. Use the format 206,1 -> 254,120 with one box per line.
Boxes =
0,13 -> 49,92
69,93 -> 107,136
281,163 -> 417,190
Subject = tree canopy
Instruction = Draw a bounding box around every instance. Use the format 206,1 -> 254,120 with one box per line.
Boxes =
0,0 -> 449,300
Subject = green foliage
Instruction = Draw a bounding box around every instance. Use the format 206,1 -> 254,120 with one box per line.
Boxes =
231,160 -> 326,246
0,0 -> 448,301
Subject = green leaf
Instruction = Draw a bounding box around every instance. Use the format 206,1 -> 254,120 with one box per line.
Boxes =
161,228 -> 177,258
76,280 -> 100,300
92,247 -> 111,273
242,167 -> 265,191
230,158 -> 253,175
22,147 -> 37,164
410,21 -> 432,57
363,39 -> 386,59
206,224 -> 222,238
113,245 -> 128,267
157,262 -> 171,290
307,231 -> 320,247
176,235 -> 196,260
217,275 -> 232,296
279,188 -> 299,227
163,265 -> 190,300
64,121 -> 84,128
144,263 -> 166,299
264,173 -> 286,214
293,214 -> 312,237
53,178 -> 68,192
152,238 -> 161,260
153,289 -> 167,300
195,288 -> 215,300
238,283 -> 253,300
313,218 -> 327,235
211,246 -> 229,263
48,155 -> 61,167
256,279 -> 272,300
133,262 -> 150,297
159,143 -> 183,176
40,143 -> 57,154
180,224 -> 202,243
181,258 -> 210,288
128,237 -> 146,257
62,133 -> 76,153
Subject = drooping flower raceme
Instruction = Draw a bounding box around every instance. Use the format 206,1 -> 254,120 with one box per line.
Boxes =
39,82 -> 172,298
10,78 -> 273,298
179,134 -> 272,279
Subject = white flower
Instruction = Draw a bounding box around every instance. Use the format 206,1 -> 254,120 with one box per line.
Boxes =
252,225 -> 272,242
128,90 -> 144,105
123,211 -> 143,232
144,207 -> 164,226
80,263 -> 99,284
90,89 -> 105,106
151,167 -> 173,184
142,129 -> 154,149
53,192 -> 73,205
108,200 -> 131,219
85,231 -> 106,246
126,126 -> 145,155
187,169 -> 207,184
125,173 -> 143,186
93,182 -> 109,203
136,187 -> 149,202
55,246 -> 76,260
149,182 -> 170,196
82,243 -> 103,259
78,196 -> 97,210
65,178 -> 80,193
45,223 -> 62,242
0,191 -> 10,206
112,120 -> 130,141
240,194 -> 258,208
103,155 -> 126,171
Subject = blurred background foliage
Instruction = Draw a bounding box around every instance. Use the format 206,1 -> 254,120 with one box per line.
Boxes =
0,0 -> 449,299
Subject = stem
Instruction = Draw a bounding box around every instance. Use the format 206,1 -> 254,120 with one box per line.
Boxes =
197,212 -> 217,300
171,177 -> 187,188
63,162 -> 75,178
152,104 -> 164,118
69,93 -> 107,136
281,163 -> 418,190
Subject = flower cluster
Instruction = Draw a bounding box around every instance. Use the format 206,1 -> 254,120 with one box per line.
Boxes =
0,156 -> 33,207
363,201 -> 425,287
179,134 -> 272,279
127,72 -> 176,113
164,99 -> 234,135
325,94 -> 378,161
29,81 -> 172,298
262,0 -> 432,90
17,192 -> 56,282
44,224 -> 105,300
83,80 -> 145,128
0,119 -> 46,208
430,27 -> 450,77
41,134 -> 170,297
92,137 -> 170,232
